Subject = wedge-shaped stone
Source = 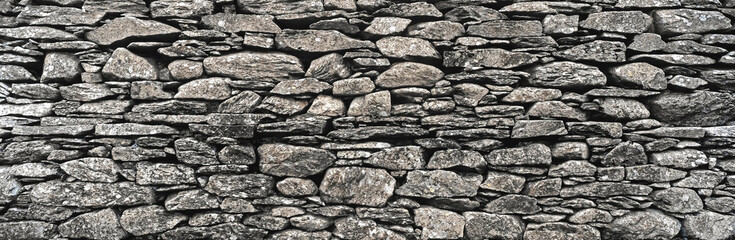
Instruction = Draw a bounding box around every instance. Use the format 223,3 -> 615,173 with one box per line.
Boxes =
120,205 -> 187,236
580,11 -> 652,34
376,62 -> 443,88
136,162 -> 196,185
201,13 -> 281,33
95,123 -> 178,136
365,146 -> 425,170
376,36 -> 440,60
58,208 -> 128,240
271,78 -> 331,95
396,170 -> 482,198
165,189 -> 220,211
484,194 -> 541,214
258,144 -> 336,177
205,174 -> 274,198
528,61 -> 606,89
59,83 -> 115,101
486,143 -> 551,166
444,48 -> 537,69
610,62 -> 666,90
428,149 -> 486,172
203,51 -> 303,81
347,90 -> 391,117
320,167 -> 395,207
60,158 -> 120,183
31,181 -> 155,207
275,29 -> 375,52
86,17 -> 180,46
560,182 -> 652,197
12,125 -> 94,136
174,77 -> 231,100
466,20 -> 542,39
652,9 -> 732,35
101,48 -> 158,81
511,120 -> 568,138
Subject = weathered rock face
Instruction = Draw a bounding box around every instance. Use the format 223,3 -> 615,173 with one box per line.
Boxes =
3,1 -> 735,239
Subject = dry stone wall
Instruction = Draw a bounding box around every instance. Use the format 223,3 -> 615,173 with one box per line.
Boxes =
1,0 -> 735,239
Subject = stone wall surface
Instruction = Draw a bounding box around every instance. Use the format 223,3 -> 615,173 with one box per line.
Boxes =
1,0 -> 735,239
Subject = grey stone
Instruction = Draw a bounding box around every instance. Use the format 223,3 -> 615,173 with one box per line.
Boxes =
86,17 -> 180,46
395,170 -> 482,198
673,170 -> 726,188
102,48 -> 157,81
96,123 -> 178,136
415,207 -> 465,239
553,40 -> 626,63
201,13 -> 280,33
610,62 -> 667,90
31,181 -> 155,207
276,29 -> 375,52
319,167 -> 396,207
444,48 -> 537,69
257,95 -> 309,115
525,223 -> 601,240
453,83 -> 488,107
502,87 -> 562,103
120,205 -> 187,236
1,140 -> 57,163
151,0 -> 213,18
700,69 -> 735,91
59,83 -> 114,101
11,125 -> 95,136
527,101 -> 588,121
258,143 -> 335,177
543,14 -> 578,35
175,77 -> 231,100
528,62 -> 606,89
307,94 -> 345,116
271,78 -> 331,95
651,149 -> 708,169
347,90 -> 391,117
569,209 -> 613,224
333,216 -> 405,240
480,171 -> 525,193
363,17 -> 411,37
407,21 -> 465,40
484,194 -> 541,214
580,11 -> 652,34
599,98 -> 650,120
511,120 -> 568,138
9,83 -> 58,100
551,142 -> 589,160
549,160 -> 596,177
445,5 -> 505,22
168,59 -> 203,81
8,163 -> 59,178
652,187 -> 703,214
629,33 -> 666,52
365,146 -> 425,170
376,36 -> 440,60
305,53 -> 351,82
604,210 -> 680,240
376,62 -> 443,88
0,26 -> 77,40
0,221 -> 56,240
217,144 -> 256,165
560,182 -> 652,197
159,223 -> 267,240
629,54 -> 716,65
174,138 -> 218,165
59,208 -> 128,240
602,141 -> 647,167
652,9 -> 732,35
486,143 -> 552,166
333,77 -> 374,96
205,174 -> 274,198
277,177 -> 318,196
165,189 -> 220,211
131,81 -> 173,100
374,2 -> 442,18
203,51 -> 303,81
136,162 -> 196,185
218,91 -> 262,113
463,212 -> 523,240
626,165 -> 687,182
290,214 -> 332,231
467,20 -> 542,39
616,0 -> 680,8
683,211 -> 735,240
0,65 -> 36,82
111,146 -> 166,162
237,0 -> 322,15
428,149 -> 486,172
41,52 -> 81,82
60,157 -> 120,183
648,91 -> 735,127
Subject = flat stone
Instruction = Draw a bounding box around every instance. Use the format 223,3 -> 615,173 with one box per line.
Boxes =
327,126 -> 428,140
616,0 -> 680,8
136,162 -> 196,185
205,174 -> 274,198
560,182 -> 652,197
167,59 -> 203,81
629,33 -> 666,52
12,125 -> 94,136
502,87 -> 561,103
175,77 -> 231,100
101,48 -> 158,81
271,78 -> 331,95
17,5 -> 104,25
407,20 -> 465,40
526,223 -> 601,240
629,54 -> 716,65
83,0 -> 149,15
553,40 -> 626,63
549,160 -> 596,177
580,11 -> 652,34
673,170 -> 726,188
307,95 -> 345,116
319,167 -> 395,207
237,0 -> 323,15
527,101 -> 588,121
59,83 -> 114,101
333,216 -> 404,240
604,210 -> 680,240
647,90 -> 735,127
610,62 -> 666,90
651,149 -> 708,169
41,52 -> 81,82
599,98 -> 650,120
203,51 -> 303,81
626,165 -> 687,182
428,149 -> 486,172
376,62 -> 443,88
150,0 -> 214,18
542,14 -> 578,35
58,208 -> 128,240
602,141 -> 647,167
683,211 -> 735,240
467,20 -> 542,39
484,194 -> 541,214
258,143 -> 335,177
415,207 -> 465,239
165,189 -> 220,211
130,81 -> 172,100
60,157 -> 120,183
396,170 -> 482,198
511,120 -> 568,138
363,17 -> 411,37
31,181 -> 155,207
174,138 -> 218,165
0,221 -> 56,240
463,212 -> 523,240
365,146 -> 425,170
486,143 -> 552,166
276,29 -> 375,52
120,205 -> 186,236
1,140 -> 57,163
652,9 -> 732,35
305,53 -> 351,82
374,2 -> 442,18
95,123 -> 177,136
86,17 -> 180,46
218,91 -> 262,114
443,48 -> 537,69
700,69 -> 735,91
376,36 -> 440,60
528,61 -> 606,89
0,26 -> 77,40
333,77 -> 374,96
652,187 -> 703,214
0,65 -> 36,82
277,177 -> 318,196
480,171 -> 525,193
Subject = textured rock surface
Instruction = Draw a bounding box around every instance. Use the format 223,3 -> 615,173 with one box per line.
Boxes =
0,1 -> 734,239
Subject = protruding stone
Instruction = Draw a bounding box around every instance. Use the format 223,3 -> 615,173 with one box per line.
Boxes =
305,53 -> 351,82
60,158 -> 120,183
319,167 -> 396,207
598,98 -> 650,120
120,205 -> 187,236
347,90 -> 391,117
652,9 -> 732,35
58,208 -> 128,240
86,17 -> 180,46
365,146 -> 425,170
376,62 -> 443,88
174,77 -> 231,100
650,149 -> 708,169
610,62 -> 666,90
41,52 -> 81,82
101,48 -> 158,81
580,11 -> 652,34
258,143 -> 336,177
415,207 -> 465,239
203,51 -> 303,81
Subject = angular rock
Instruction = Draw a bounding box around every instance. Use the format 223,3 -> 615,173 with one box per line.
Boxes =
327,126 -> 429,140
463,212 -> 523,240
41,52 -> 81,82
271,78 -> 331,95
277,177 -> 318,196
648,91 -> 735,127
467,20 -> 542,39
629,33 -> 666,52
276,29 -> 375,52
102,48 -> 158,81
151,0 -> 214,18
428,149 -> 486,172
12,125 -> 95,136
202,13 -> 280,33
307,95 -> 345,116
484,194 -> 541,214
217,91 -> 262,113
674,170 -> 726,188
486,143 -> 552,166
347,90 -> 391,117
174,77 -> 231,100
86,17 -> 180,46
258,143 -> 335,177
598,98 -> 650,120
652,187 -> 703,214
652,9 -> 732,35
376,62 -> 443,88
96,123 -> 177,136
363,17 -> 411,37
365,146 -> 425,170
136,162 -> 196,185
203,51 -> 303,81
165,189 -> 220,211
31,181 -> 155,207
526,223 -> 601,240
650,149 -> 707,169
0,221 -> 56,240
0,26 -> 77,40
320,167 -> 396,207
415,207 -> 465,239
395,170 -> 482,198
580,11 -> 652,34
333,216 -> 404,240
527,101 -> 588,121
58,208 -> 128,240
602,141 -> 647,166
443,48 -> 537,69
604,210 -> 680,240
376,36 -> 440,60
0,65 -> 36,82
305,53 -> 351,82
502,87 -> 561,103
174,138 -> 218,165
480,171 -> 524,193
120,205 -> 186,236
407,21 -> 465,40
333,77 -> 374,96
549,160 -> 596,177
131,81 -> 173,100
683,211 -> 735,240
205,174 -> 274,198
528,62 -> 606,89
374,2 -> 442,18
560,182 -> 652,197
59,83 -> 114,101
60,158 -> 120,183
553,40 -> 626,63
237,0 -> 323,15
542,14 -> 579,35
511,120 -> 568,138
626,165 -> 687,182
610,62 -> 666,90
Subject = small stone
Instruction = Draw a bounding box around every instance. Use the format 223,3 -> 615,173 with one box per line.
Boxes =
305,53 -> 351,82
551,142 -> 589,160
626,165 -> 687,182
528,61 -> 606,89
363,17 -> 411,37
59,208 -> 128,240
290,214 -> 332,231
218,91 -> 262,113
443,48 -> 537,69
610,62 -> 666,90
628,33 -> 666,52
650,149 -> 708,169
467,20 -> 542,39
652,9 -> 732,35
319,167 -> 396,207
96,123 -> 178,136
599,98 -> 650,120
174,77 -> 231,100
307,95 -> 345,116
347,90 -> 391,117
60,158 -> 120,183
484,194 -> 541,214
652,187 -> 703,214
580,11 -> 652,34
41,52 -> 81,82
271,78 -> 331,95
203,51 -> 303,81
168,60 -> 203,81
101,48 -> 158,81
428,149 -> 486,172
407,21 -> 465,40
0,26 -> 77,41
527,101 -> 588,121
395,170 -> 482,198
257,95 -> 309,115
602,141 -> 647,167
486,143 -> 552,166
560,182 -> 652,197
376,36 -> 440,60
463,212 -> 523,240
86,17 -> 180,46
549,160 -> 596,177
453,83 -> 488,107
174,138 -> 218,165
205,174 -> 274,198
135,162 -> 197,185
543,14 -> 578,35
333,216 -> 403,239
131,81 -> 173,100
480,171 -> 525,193
150,0 -> 213,18
120,205 -> 186,236
277,177 -> 318,196
553,40 -> 626,63
276,29 -> 375,52
333,77 -> 374,96
375,62 -> 443,88
59,83 -> 115,101
683,211 -> 735,240
511,120 -> 568,138
258,143 -> 335,177
237,0 -> 323,15
164,189 -> 220,211
414,207 -> 465,239
0,221 -> 56,240
502,87 -> 562,103
374,2 -> 442,18
604,210 -> 680,240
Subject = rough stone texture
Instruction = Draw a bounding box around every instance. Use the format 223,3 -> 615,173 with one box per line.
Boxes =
2,1 -> 735,239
